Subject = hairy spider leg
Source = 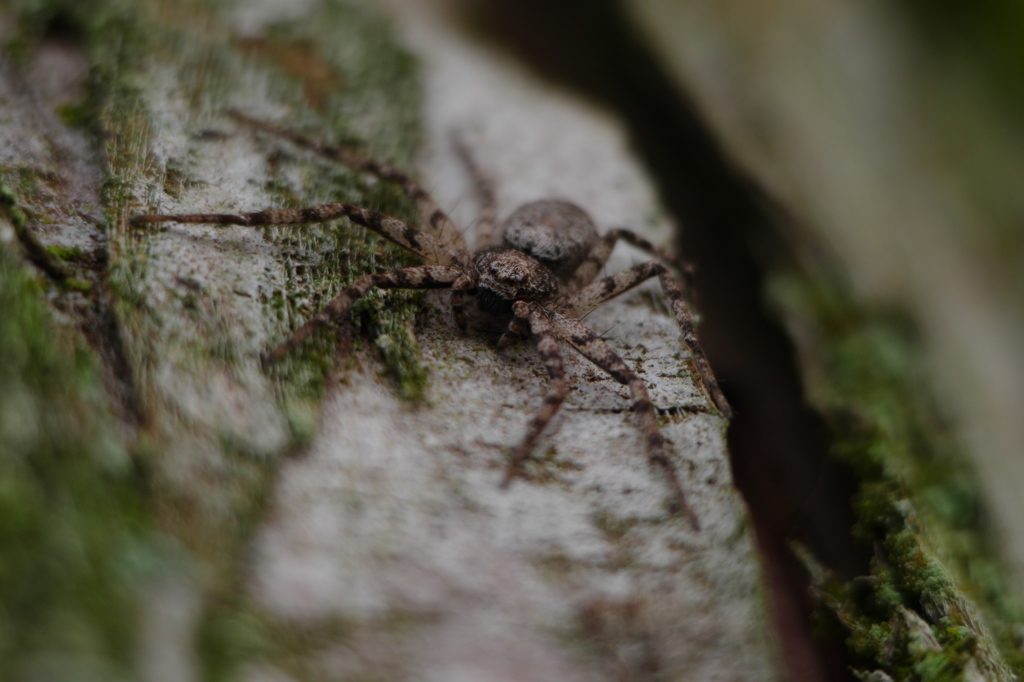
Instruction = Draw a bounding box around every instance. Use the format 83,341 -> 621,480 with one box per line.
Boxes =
548,310 -> 700,528
497,314 -> 530,349
449,275 -> 478,332
452,133 -> 498,249
131,202 -> 458,267
567,228 -> 693,296
501,302 -> 569,488
563,261 -> 732,418
228,110 -> 467,253
262,265 -> 460,364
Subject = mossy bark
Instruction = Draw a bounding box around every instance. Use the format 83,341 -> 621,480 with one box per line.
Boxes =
1,0 -> 425,679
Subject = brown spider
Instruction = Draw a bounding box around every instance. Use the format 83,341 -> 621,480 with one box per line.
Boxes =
132,111 -> 731,527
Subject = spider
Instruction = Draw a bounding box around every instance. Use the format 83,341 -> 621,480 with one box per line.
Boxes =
132,111 -> 732,527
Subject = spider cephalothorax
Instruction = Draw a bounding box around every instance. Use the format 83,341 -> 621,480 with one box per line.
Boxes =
457,246 -> 562,333
132,111 -> 731,528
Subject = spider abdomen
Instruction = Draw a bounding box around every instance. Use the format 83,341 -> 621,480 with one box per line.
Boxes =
498,200 -> 598,280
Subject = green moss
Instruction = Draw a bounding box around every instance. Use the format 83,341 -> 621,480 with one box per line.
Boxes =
0,177 -> 30,229
199,599 -> 358,682
771,271 -> 1021,679
1,177 -> 80,282
0,243 -> 164,680
45,244 -> 85,261
56,101 -> 91,129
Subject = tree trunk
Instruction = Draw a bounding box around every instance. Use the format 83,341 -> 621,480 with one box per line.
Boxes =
0,1 -> 777,680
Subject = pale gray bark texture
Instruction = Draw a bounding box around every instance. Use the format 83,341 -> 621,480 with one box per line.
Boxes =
0,0 -> 778,681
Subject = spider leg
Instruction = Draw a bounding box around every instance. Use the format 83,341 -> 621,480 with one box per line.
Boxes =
449,276 -> 476,332
564,262 -> 732,419
228,110 -> 467,252
452,133 -> 498,249
567,228 -> 694,296
497,315 -> 530,349
501,302 -> 569,488
132,203 -> 458,267
263,265 -> 460,364
548,310 -> 700,528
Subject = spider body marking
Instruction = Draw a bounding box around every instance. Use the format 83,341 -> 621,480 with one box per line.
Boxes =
132,111 -> 732,528
461,244 -> 562,333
